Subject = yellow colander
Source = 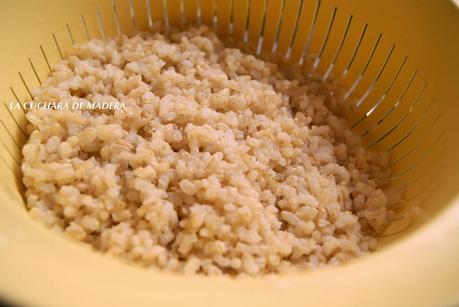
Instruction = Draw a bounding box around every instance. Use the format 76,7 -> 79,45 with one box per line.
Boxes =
0,0 -> 458,306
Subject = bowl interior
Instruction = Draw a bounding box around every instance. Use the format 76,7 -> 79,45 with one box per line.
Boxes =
0,0 -> 459,306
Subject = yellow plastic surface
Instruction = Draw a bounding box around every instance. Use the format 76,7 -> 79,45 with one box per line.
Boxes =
0,0 -> 458,306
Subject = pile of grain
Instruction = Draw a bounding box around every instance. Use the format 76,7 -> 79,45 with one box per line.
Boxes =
22,26 -> 401,275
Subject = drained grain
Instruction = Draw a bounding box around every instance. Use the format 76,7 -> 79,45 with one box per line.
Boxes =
22,25 -> 401,275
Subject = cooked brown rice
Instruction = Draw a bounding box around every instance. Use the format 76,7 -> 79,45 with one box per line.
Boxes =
21,25 -> 401,275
